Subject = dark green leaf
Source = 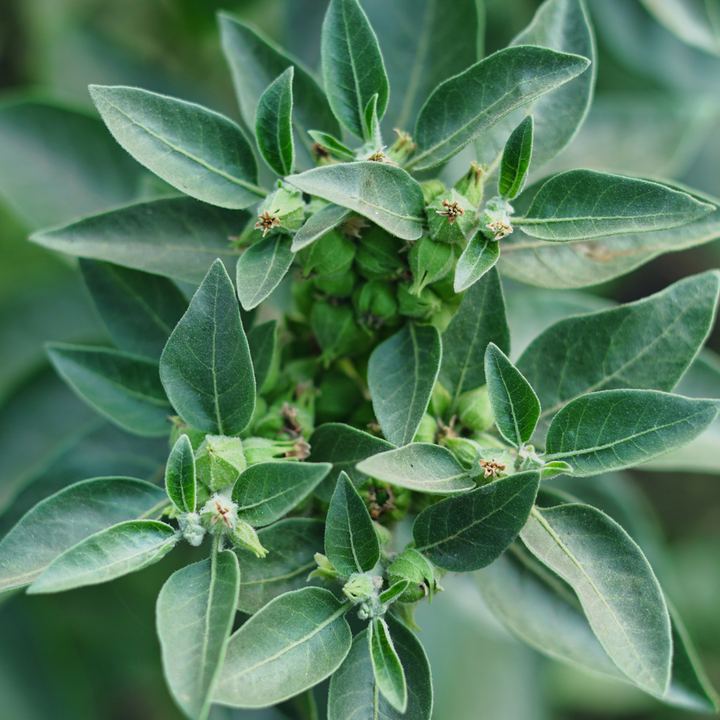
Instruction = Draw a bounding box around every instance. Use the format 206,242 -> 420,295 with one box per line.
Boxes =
291,203 -> 353,252
410,46 -> 590,170
214,587 -> 352,708
326,472 -> 380,576
307,132 -> 356,161
255,67 -> 295,176
31,197 -> 246,285
247,321 -> 278,394
321,0 -> 389,139
356,443 -> 474,495
90,85 -> 263,209
157,551 -> 240,720
440,267 -> 511,407
328,615 -> 433,720
454,232 -> 500,293
484,343 -> 540,447
545,389 -> 720,476
520,503 -> 672,695
517,271 -> 720,432
517,171 -> 714,241
161,260 -> 256,435
287,163 -> 425,240
308,423 -> 395,502
368,324 -> 442,446
369,618 -> 408,713
413,471 -> 540,572
236,234 -> 294,311
27,520 -> 177,594
47,343 -> 172,437
165,434 -> 196,513
235,518 -> 325,614
499,115 -> 533,199
219,14 -> 340,168
80,260 -> 187,360
0,477 -> 166,593
232,462 -> 331,527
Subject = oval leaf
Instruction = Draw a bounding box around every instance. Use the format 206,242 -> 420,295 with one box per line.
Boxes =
89,85 -> 263,209
27,519 -> 177,594
413,471 -> 540,572
368,324 -> 442,446
214,587 -> 352,708
369,617 -> 408,713
255,67 -> 295,176
287,163 -> 425,241
307,132 -> 356,162
454,232 -> 500,293
356,443 -> 474,495
236,234 -> 294,311
499,115 -> 534,199
247,320 -> 278,394
157,551 -> 240,720
291,203 -> 353,252
166,434 -> 196,513
160,259 -> 256,436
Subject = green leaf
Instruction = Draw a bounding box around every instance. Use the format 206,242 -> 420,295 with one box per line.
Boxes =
308,423 -> 395,502
235,518 -> 325,614
499,116 -> 533,199
520,503 -> 672,695
157,551 -> 240,720
160,260 -> 256,436
90,86 -> 264,209
247,321 -> 278,394
291,203 -> 353,252
379,580 -> 411,605
0,477 -> 166,593
219,14 -> 340,168
47,343 -> 172,437
413,471 -> 540,572
410,46 -> 590,170
328,614 -> 433,720
31,197 -> 246,285
321,0 -> 389,139
454,232 -> 500,293
639,0 -> 720,56
516,171 -> 714,241
165,434 -> 196,513
80,260 -> 187,360
364,94 -> 382,148
0,99 -> 143,230
27,519 -> 177,594
287,163 -> 425,241
368,324 -> 442,446
440,267 -> 511,407
369,618 -> 408,713
517,271 -> 720,431
544,389 -> 720,476
307,132 -> 356,161
326,473 -> 380,576
484,343 -> 541,447
356,444 -> 474,495
214,587 -> 352,708
255,67 -> 295,176
232,462 -> 331,527
500,186 -> 720,289
236,234 -> 294,311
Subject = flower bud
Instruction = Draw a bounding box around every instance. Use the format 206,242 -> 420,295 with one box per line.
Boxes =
298,229 -> 355,278
471,431 -> 508,449
396,282 -> 442,319
439,436 -> 481,469
230,520 -> 268,558
313,267 -> 357,297
256,185 -> 305,236
316,371 -> 364,423
426,189 -> 474,244
312,301 -> 369,364
374,521 -> 393,547
408,235 -> 454,295
343,573 -> 376,602
199,494 -> 239,534
429,381 -> 452,417
353,280 -> 399,326
386,548 -> 442,604
478,196 -> 514,241
169,420 -> 206,451
413,413 -> 437,443
454,162 -> 484,207
178,512 -> 205,547
195,436 -> 247,492
420,180 -> 446,204
355,225 -> 406,280
308,553 -> 342,582
457,385 -> 494,432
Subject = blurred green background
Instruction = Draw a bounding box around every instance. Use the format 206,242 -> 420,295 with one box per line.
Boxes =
1,0 -> 719,718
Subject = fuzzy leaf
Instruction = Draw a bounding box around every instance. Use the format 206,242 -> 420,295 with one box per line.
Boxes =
369,618 -> 408,713
255,67 -> 295,176
499,115 -> 534,199
166,434 -> 196,513
291,203 -> 353,252
454,233 -> 500,293
236,234 -> 294,310
247,321 -> 278,394
307,131 -> 356,161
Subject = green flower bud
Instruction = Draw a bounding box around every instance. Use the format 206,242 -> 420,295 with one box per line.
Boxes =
230,520 -> 268,558
373,521 -> 393,547
420,179 -> 446,204
397,282 -> 442,319
353,280 -> 399,326
169,420 -> 206,451
408,235 -> 454,295
343,572 -> 377,602
478,196 -> 514,241
454,162 -> 484,207
386,548 -> 442,604
387,129 -> 416,165
316,370 -> 364,423
312,301 -> 369,364
199,493 -> 239,535
256,185 -> 305,236
413,413 -> 437,443
471,449 -> 514,483
313,267 -> 357,297
178,512 -> 205,547
439,436 -> 481,469
471,431 -> 509,449
355,225 -> 406,280
457,385 -> 494,432
195,436 -> 247,492
298,229 -> 355,278
426,189 -> 474,244
429,381 -> 452,417
308,552 -> 343,582
242,436 -> 310,465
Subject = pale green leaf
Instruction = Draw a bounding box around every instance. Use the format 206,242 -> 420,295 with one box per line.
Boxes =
166,434 -> 196,513
307,132 -> 356,161
454,233 -> 500,293
291,203 -> 353,252
236,234 -> 294,310
255,67 -> 295,176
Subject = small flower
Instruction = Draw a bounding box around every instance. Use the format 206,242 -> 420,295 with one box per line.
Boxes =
486,219 -> 513,240
367,147 -> 398,165
436,199 -> 465,225
479,458 -> 507,479
254,209 -> 281,237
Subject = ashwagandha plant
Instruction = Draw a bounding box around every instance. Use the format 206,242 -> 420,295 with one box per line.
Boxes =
2,0 -> 720,717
